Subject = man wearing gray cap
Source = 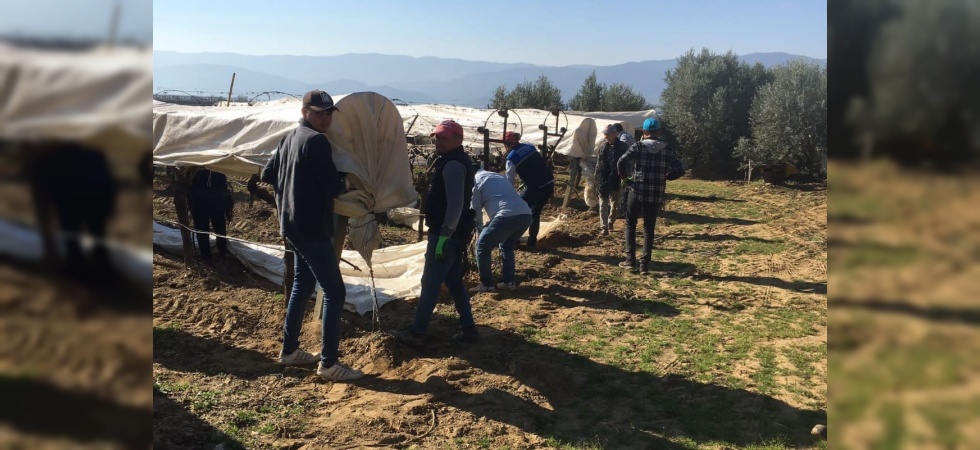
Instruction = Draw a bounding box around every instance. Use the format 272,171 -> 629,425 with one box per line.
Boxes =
595,124 -> 629,236
260,89 -> 363,381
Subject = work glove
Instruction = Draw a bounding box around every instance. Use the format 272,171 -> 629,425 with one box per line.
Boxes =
435,235 -> 450,261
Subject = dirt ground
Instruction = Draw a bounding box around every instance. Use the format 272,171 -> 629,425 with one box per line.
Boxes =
828,160 -> 980,449
0,172 -> 153,448
152,167 -> 827,449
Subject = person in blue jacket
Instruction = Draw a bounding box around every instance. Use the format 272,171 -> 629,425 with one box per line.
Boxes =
502,131 -> 554,250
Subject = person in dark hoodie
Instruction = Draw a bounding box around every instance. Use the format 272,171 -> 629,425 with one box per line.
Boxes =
260,89 -> 363,382
392,119 -> 479,348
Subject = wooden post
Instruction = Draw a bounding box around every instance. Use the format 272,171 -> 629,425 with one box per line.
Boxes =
171,167 -> 195,266
106,4 -> 120,50
226,73 -> 236,107
562,157 -> 581,209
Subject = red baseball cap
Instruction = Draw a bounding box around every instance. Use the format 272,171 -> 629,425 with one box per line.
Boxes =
430,119 -> 463,138
503,131 -> 520,143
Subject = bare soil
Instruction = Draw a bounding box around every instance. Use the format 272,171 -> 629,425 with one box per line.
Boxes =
0,173 -> 153,449
152,170 -> 827,449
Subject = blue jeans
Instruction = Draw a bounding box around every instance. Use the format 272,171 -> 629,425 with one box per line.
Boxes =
411,232 -> 475,335
281,235 -> 346,366
476,214 -> 531,286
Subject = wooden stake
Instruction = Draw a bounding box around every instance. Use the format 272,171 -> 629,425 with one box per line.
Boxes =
562,157 -> 581,209
226,73 -> 236,107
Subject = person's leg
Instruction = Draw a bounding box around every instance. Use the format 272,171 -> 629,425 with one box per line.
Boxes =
640,202 -> 660,271
209,200 -> 228,260
598,191 -> 611,229
500,214 -> 531,284
476,216 -> 512,287
411,233 -> 456,335
522,188 -> 544,248
443,236 -> 475,330
622,189 -> 641,267
190,202 -> 212,261
83,208 -> 111,280
280,238 -> 317,356
57,207 -> 86,278
609,187 -> 621,230
288,238 -> 347,367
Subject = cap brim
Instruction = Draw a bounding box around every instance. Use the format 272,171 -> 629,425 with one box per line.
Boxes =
307,105 -> 338,112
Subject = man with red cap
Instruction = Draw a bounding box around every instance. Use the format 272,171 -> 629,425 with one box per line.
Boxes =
260,89 -> 363,381
502,131 -> 555,250
392,119 -> 479,348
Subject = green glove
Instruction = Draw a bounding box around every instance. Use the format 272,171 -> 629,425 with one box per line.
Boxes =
435,236 -> 450,261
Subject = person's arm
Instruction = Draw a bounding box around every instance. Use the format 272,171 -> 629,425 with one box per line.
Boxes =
594,145 -> 607,182
440,161 -> 466,237
617,143 -> 637,178
471,177 -> 484,231
260,137 -> 284,186
505,159 -> 517,185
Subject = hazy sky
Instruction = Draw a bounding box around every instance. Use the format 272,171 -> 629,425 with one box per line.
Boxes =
0,0 -> 825,65
0,0 -> 152,43
153,0 -> 826,66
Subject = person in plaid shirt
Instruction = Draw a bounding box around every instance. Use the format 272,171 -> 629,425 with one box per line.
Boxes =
616,117 -> 683,274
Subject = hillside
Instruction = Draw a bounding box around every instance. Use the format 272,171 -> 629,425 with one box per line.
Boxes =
153,51 -> 826,107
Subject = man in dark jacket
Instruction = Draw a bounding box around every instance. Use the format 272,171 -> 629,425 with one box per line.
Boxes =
595,124 -> 629,236
392,119 -> 479,348
28,142 -> 117,280
616,117 -> 683,275
260,89 -> 363,382
503,131 -> 554,249
187,168 -> 233,263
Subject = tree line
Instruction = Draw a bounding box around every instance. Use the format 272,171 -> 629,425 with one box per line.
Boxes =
489,49 -> 827,178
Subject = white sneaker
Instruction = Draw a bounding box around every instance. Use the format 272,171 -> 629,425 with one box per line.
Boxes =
496,282 -> 517,291
317,361 -> 364,381
277,348 -> 319,366
469,284 -> 495,293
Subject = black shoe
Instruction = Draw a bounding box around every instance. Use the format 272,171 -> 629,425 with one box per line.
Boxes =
452,326 -> 480,343
639,265 -> 650,275
391,327 -> 426,348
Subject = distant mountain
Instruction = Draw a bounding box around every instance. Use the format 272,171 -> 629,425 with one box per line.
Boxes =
153,51 -> 537,85
153,51 -> 825,108
152,64 -> 436,103
738,52 -> 825,67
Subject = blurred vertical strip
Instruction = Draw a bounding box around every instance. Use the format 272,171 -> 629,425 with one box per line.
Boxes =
0,7 -> 153,448
829,0 -> 980,448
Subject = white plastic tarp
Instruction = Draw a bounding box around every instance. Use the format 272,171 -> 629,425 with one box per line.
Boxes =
152,222 -> 425,315
396,104 -> 657,160
153,93 -> 417,217
0,219 -> 152,294
153,93 -> 418,262
0,43 -> 152,162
